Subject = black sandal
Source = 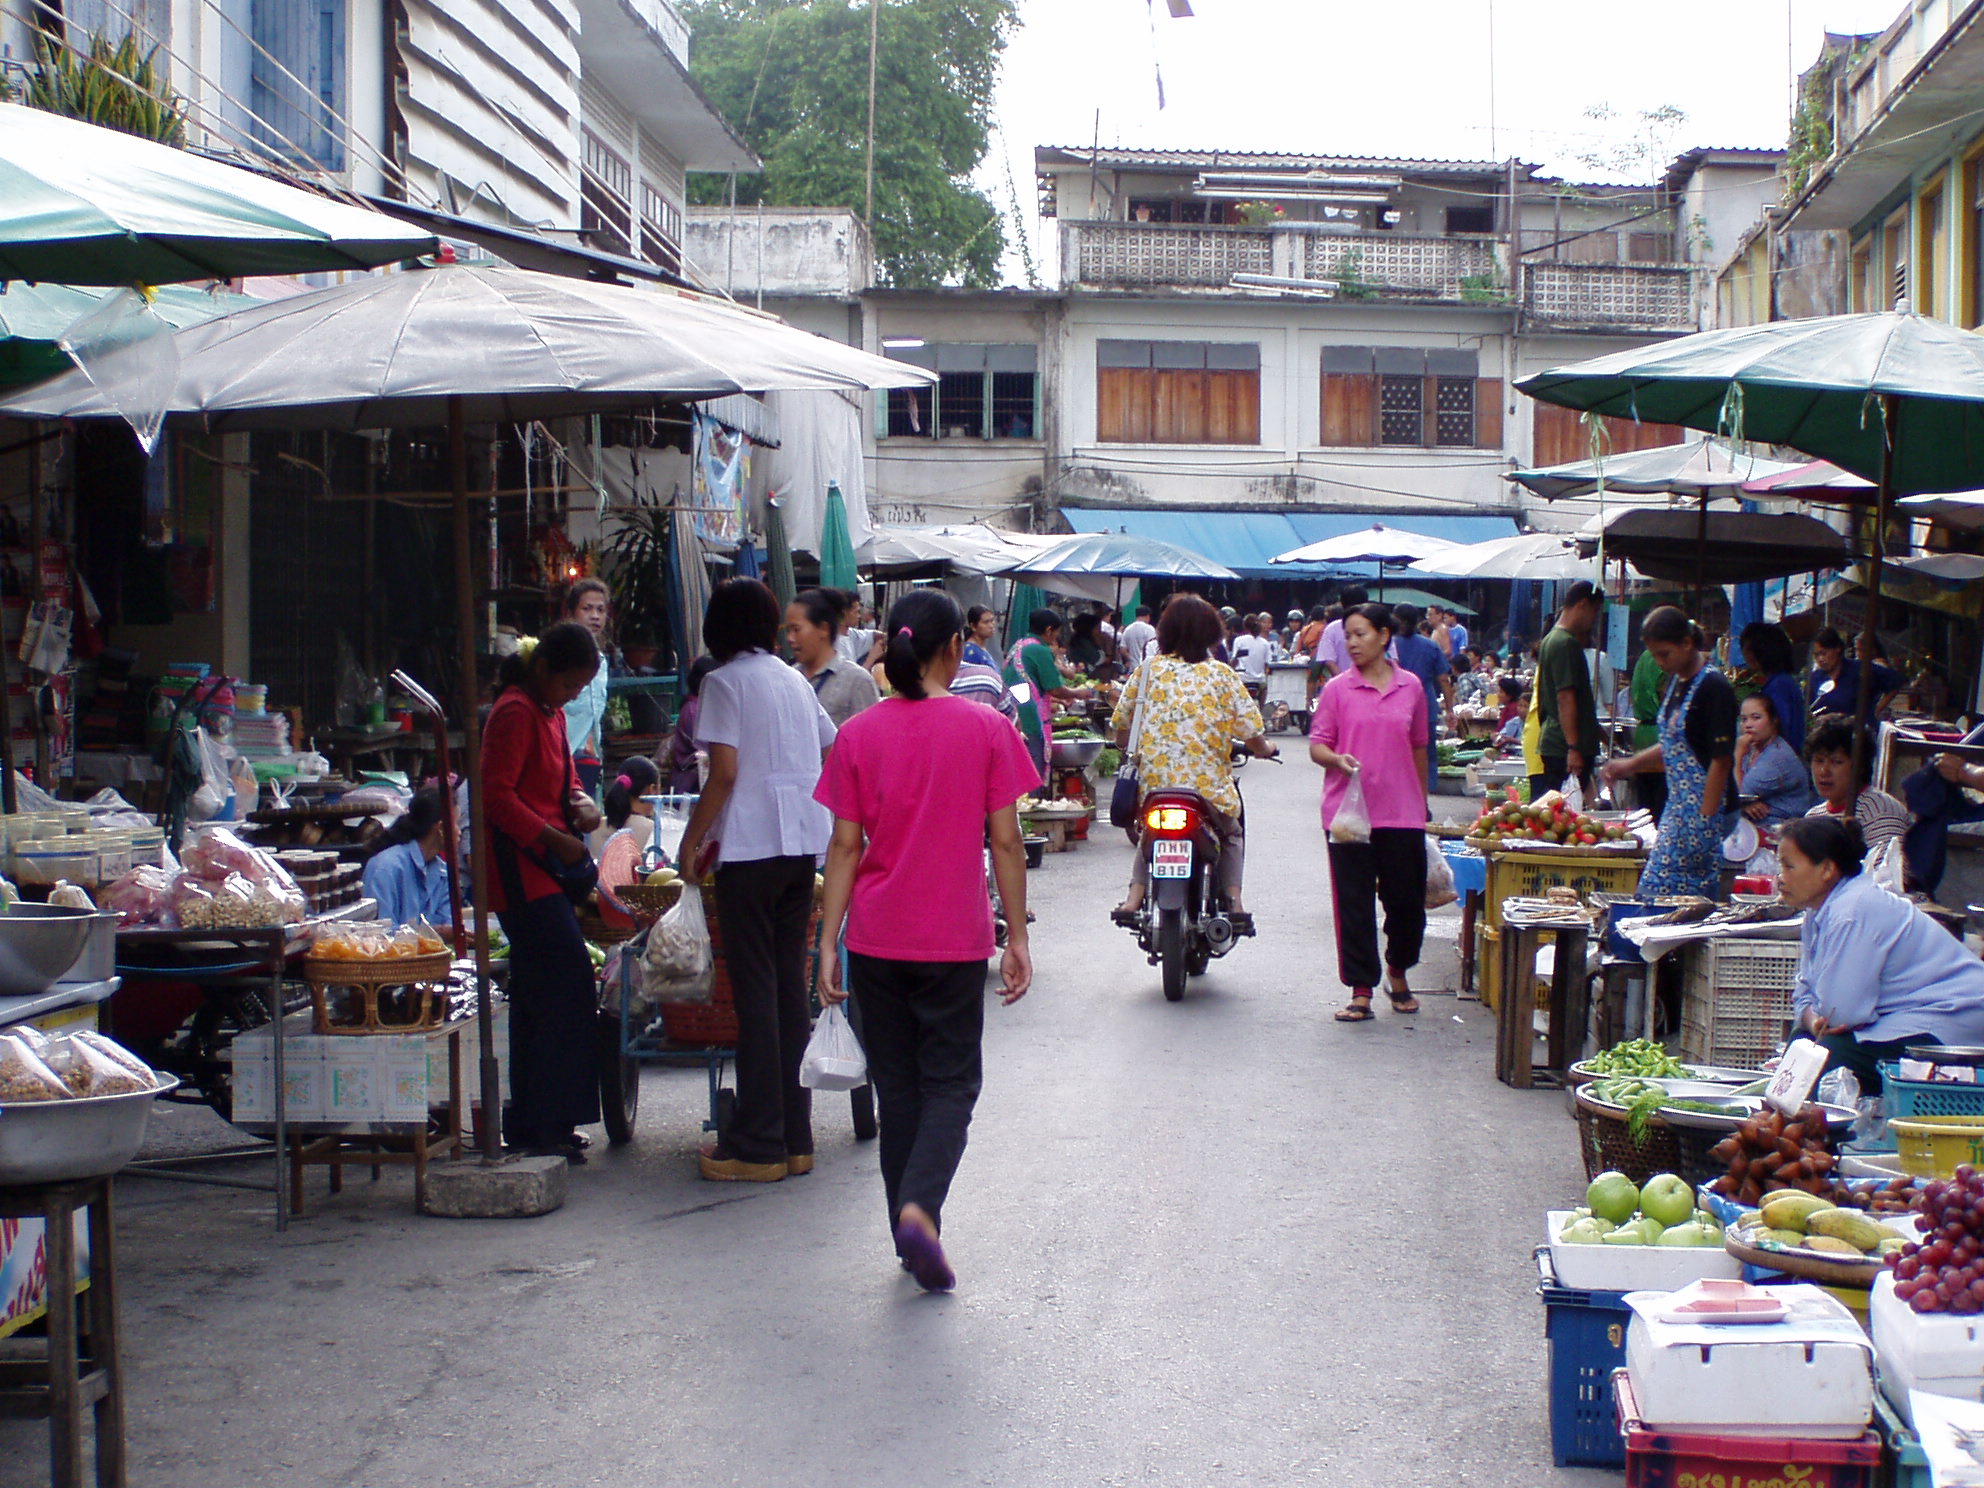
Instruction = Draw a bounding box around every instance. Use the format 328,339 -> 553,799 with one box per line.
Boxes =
1334,997 -> 1375,1023
1387,987 -> 1420,1014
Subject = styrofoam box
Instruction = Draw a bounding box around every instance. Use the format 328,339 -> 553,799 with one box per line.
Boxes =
1623,1283 -> 1875,1439
1545,1210 -> 1745,1292
1871,1271 -> 1984,1427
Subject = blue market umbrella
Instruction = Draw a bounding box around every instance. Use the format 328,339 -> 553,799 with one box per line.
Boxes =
734,540 -> 762,579
820,482 -> 859,591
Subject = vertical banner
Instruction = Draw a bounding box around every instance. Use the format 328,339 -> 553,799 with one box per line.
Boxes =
690,412 -> 747,549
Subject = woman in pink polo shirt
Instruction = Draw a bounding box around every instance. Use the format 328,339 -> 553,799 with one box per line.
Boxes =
1309,603 -> 1430,1024
815,589 -> 1041,1292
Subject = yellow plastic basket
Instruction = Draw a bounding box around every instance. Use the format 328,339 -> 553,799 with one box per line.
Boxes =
1891,1115 -> 1984,1180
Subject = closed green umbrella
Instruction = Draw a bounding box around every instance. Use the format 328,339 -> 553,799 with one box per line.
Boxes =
820,481 -> 858,591
1004,582 -> 1047,652
0,100 -> 435,283
764,496 -> 797,610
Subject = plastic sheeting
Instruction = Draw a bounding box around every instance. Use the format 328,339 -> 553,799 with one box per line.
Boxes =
746,389 -> 871,557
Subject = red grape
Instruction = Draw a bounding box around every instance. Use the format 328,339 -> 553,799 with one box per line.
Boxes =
1915,1290 -> 1946,1313
1958,1165 -> 1976,1183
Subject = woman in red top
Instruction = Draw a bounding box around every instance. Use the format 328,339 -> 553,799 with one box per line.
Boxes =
815,590 -> 1040,1291
481,622 -> 604,1161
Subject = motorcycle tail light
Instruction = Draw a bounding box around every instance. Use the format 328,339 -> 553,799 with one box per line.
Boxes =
1144,805 -> 1196,834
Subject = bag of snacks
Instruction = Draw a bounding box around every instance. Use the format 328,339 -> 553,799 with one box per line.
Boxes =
47,881 -> 95,911
45,1031 -> 154,1096
0,1031 -> 69,1101
165,873 -> 219,929
103,864 -> 173,926
69,1030 -> 157,1089
410,918 -> 450,956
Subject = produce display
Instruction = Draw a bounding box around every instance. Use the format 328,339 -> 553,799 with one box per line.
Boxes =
1582,1039 -> 1692,1080
310,920 -> 450,961
1884,1165 -> 1984,1313
1469,790 -> 1634,847
102,826 -> 308,929
1557,1170 -> 1727,1249
0,1027 -> 163,1100
1706,1104 -> 1840,1208
1730,1191 -> 1911,1264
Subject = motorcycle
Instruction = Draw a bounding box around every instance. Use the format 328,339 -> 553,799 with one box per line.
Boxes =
1116,750 -> 1276,1001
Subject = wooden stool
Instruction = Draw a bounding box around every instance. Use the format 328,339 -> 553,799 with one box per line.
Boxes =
1496,923 -> 1592,1090
0,1176 -> 124,1488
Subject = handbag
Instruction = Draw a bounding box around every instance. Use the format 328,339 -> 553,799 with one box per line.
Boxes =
527,719 -> 600,906
1109,667 -> 1149,829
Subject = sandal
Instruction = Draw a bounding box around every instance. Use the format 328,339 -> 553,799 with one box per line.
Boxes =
1225,910 -> 1255,936
1334,996 -> 1374,1023
1386,983 -> 1420,1014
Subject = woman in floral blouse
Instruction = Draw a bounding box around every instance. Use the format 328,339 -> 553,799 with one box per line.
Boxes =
1109,594 -> 1279,931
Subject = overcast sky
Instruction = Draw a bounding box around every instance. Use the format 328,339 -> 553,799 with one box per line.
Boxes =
978,0 -> 1907,280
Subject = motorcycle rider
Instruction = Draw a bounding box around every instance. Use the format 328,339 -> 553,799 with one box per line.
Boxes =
1108,594 -> 1278,933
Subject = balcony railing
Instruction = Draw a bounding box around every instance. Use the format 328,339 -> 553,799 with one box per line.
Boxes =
1301,230 -> 1504,299
1060,221 -> 1274,288
1521,261 -> 1696,331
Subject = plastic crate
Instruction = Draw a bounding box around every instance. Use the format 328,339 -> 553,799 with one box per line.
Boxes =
1615,1372 -> 1880,1488
1483,850 -> 1644,929
1881,1063 -> 1984,1120
1536,1249 -> 1630,1469
1874,1389 -> 1929,1488
1679,939 -> 1799,1068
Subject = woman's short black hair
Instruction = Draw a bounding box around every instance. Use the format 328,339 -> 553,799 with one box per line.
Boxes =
883,589 -> 964,699
499,620 -> 599,691
704,578 -> 782,662
604,756 -> 659,830
790,588 -> 841,640
1344,602 -> 1396,639
1307,604 -> 1329,623
1743,688 -> 1780,726
1156,594 -> 1223,664
1028,607 -> 1063,638
1739,622 -> 1795,676
1779,814 -> 1866,879
371,786 -> 445,859
1070,612 -> 1101,640
561,576 -> 609,617
1498,675 -> 1523,703
684,654 -> 718,698
1392,603 -> 1422,633
966,604 -> 994,631
1813,626 -> 1845,653
1805,719 -> 1873,784
1640,605 -> 1697,647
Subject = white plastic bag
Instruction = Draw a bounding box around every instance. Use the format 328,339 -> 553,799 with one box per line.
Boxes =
642,886 -> 713,1003
1561,773 -> 1585,814
1424,837 -> 1457,909
1330,767 -> 1372,845
799,1004 -> 867,1091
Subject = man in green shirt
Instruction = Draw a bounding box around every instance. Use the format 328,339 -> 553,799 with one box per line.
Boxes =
1629,645 -> 1668,819
1530,580 -> 1604,802
1005,608 -> 1092,786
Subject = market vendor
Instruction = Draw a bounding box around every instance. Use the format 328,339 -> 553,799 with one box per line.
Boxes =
1734,693 -> 1818,824
360,787 -> 452,928
561,578 -> 613,798
1780,814 -> 1984,1095
1808,626 -> 1904,720
1803,720 -> 1911,872
1600,607 -> 1737,900
1004,608 -> 1092,785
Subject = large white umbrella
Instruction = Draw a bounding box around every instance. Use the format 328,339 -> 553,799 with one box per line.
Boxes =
0,100 -> 435,283
1507,436 -> 1806,500
1407,531 -> 1598,581
1269,522 -> 1459,566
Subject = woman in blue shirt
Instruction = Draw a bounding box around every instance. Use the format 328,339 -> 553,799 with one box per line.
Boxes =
1738,622 -> 1806,755
361,788 -> 453,928
1734,693 -> 1818,824
1781,814 -> 1984,1094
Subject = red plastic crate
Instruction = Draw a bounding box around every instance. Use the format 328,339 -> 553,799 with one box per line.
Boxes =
1614,1373 -> 1879,1488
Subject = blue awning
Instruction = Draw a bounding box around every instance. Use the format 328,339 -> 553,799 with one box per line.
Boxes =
1061,508 -> 1519,580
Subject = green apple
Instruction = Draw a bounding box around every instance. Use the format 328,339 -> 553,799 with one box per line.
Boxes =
1586,1171 -> 1641,1226
1639,1173 -> 1696,1229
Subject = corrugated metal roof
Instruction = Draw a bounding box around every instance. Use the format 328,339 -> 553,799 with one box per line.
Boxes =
1061,507 -> 1517,579
1034,146 -> 1510,176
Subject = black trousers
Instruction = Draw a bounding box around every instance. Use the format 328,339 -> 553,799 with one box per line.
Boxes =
1530,754 -> 1593,803
715,856 -> 817,1163
1637,769 -> 1668,823
849,952 -> 986,1235
1326,828 -> 1428,990
497,892 -> 602,1144
1791,1029 -> 1937,1098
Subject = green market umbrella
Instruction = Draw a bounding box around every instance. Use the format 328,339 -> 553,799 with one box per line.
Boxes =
0,280 -> 255,387
1518,308 -> 1984,786
1004,582 -> 1047,652
0,100 -> 435,283
764,496 -> 797,609
819,482 -> 858,591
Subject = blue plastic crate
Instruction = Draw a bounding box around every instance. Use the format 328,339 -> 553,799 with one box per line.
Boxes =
1536,1248 -> 1631,1468
1881,1062 -> 1984,1120
1875,1390 -> 1929,1488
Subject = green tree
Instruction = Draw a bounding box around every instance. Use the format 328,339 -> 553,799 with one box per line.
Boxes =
684,0 -> 1018,288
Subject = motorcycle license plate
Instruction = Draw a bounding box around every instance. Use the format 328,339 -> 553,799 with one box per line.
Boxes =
1150,840 -> 1193,879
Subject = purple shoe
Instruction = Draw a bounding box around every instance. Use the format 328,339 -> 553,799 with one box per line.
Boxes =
893,1217 -> 955,1292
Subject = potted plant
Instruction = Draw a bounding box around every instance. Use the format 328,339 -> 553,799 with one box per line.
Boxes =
602,496 -> 671,668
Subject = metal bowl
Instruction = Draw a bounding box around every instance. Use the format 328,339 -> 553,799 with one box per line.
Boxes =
0,1075 -> 179,1184
1049,737 -> 1106,770
0,903 -> 96,996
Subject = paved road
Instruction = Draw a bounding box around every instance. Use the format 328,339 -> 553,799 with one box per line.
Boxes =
3,757 -> 1613,1488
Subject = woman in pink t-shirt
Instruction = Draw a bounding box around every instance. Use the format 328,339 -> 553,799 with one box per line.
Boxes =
815,589 -> 1040,1292
1308,603 -> 1430,1024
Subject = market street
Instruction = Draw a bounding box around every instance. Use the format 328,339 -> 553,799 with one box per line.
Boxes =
1,758 -> 1610,1488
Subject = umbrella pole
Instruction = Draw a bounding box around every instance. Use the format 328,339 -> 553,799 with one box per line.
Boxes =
1850,394 -> 1896,810
1694,491 -> 1709,599
449,396 -> 502,1164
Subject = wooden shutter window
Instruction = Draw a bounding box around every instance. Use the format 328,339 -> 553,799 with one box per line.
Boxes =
1320,345 -> 1375,446
1098,341 -> 1258,444
1474,378 -> 1504,450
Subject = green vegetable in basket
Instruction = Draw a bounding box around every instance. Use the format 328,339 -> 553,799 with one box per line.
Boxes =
1586,1039 -> 1690,1080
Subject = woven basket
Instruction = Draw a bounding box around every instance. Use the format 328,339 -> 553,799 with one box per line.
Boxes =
301,950 -> 453,1034
614,881 -> 683,923
660,883 -> 822,1047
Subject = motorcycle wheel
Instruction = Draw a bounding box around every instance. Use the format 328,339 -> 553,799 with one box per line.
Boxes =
1157,908 -> 1186,1002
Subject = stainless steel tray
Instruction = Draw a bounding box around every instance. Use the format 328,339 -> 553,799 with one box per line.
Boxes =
0,1076 -> 179,1184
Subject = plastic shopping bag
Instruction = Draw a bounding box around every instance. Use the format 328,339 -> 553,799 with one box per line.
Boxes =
642,886 -> 713,1004
1330,768 -> 1372,845
799,1004 -> 867,1091
1424,837 -> 1458,910
1561,773 -> 1585,814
